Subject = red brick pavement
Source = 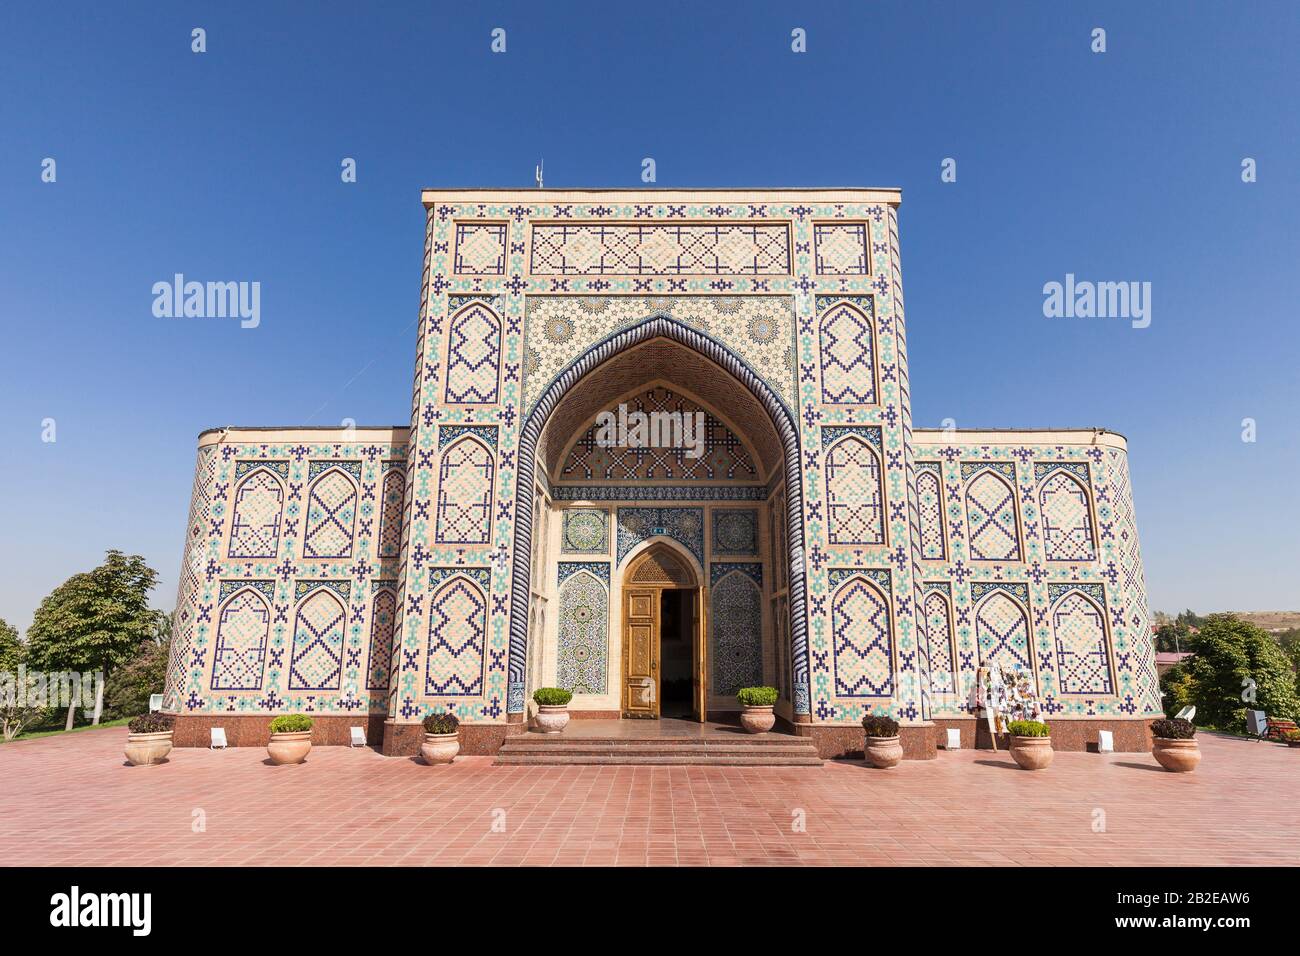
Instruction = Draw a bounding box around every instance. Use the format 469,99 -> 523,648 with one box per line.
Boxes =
1,727 -> 1295,866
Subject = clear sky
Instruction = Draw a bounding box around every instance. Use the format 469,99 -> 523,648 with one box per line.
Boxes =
1,1 -> 1297,633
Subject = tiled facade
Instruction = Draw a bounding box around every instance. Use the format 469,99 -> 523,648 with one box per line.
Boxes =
163,188 -> 1161,755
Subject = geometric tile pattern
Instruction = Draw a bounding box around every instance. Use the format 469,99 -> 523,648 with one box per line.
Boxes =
444,302 -> 501,404
303,469 -> 358,559
529,223 -> 791,276
916,465 -> 945,560
557,568 -> 608,695
210,588 -> 271,691
164,193 -> 1157,735
378,467 -> 405,558
288,588 -> 346,691
616,508 -> 704,566
522,296 -> 796,413
1051,588 -> 1113,695
825,435 -> 885,545
424,575 -> 488,697
964,470 -> 1020,561
367,586 -> 397,692
711,509 -> 758,555
710,565 -> 764,697
818,299 -> 876,404
813,223 -> 870,275
1039,470 -> 1096,562
227,470 -> 283,559
922,590 -> 955,695
453,223 -> 507,275
435,437 -> 494,545
560,509 -> 608,554
559,386 -> 758,482
830,575 -> 894,697
973,589 -> 1033,680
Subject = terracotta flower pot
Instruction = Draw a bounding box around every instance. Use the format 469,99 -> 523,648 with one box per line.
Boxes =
124,731 -> 173,766
1152,737 -> 1200,772
865,734 -> 903,769
1009,735 -> 1053,771
421,732 -> 460,764
267,730 -> 312,765
739,704 -> 775,733
534,704 -> 570,734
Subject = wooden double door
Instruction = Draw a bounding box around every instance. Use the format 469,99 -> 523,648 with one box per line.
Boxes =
621,545 -> 707,720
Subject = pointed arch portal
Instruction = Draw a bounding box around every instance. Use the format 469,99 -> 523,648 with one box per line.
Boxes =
508,314 -> 810,716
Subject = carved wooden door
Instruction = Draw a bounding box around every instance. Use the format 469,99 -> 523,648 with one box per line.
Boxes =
623,588 -> 659,717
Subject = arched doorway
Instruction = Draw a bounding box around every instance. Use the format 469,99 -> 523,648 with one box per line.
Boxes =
507,314 -> 810,725
621,542 -> 703,720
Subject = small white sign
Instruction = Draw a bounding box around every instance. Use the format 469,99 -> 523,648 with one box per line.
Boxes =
210,727 -> 228,749
945,728 -> 961,750
1097,730 -> 1114,753
350,727 -> 366,748
148,694 -> 164,712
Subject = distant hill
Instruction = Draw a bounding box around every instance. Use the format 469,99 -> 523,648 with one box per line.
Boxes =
1227,611 -> 1300,633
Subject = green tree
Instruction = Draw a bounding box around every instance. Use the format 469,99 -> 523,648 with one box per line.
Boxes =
104,635 -> 172,719
1157,661 -> 1197,718
24,551 -> 162,730
1153,621 -> 1192,654
1183,614 -> 1300,732
0,618 -> 21,672
1,617 -> 51,740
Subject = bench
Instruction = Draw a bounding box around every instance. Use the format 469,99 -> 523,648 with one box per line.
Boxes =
1265,718 -> 1298,742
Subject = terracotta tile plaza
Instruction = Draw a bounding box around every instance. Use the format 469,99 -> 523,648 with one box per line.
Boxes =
2,727 -> 1295,868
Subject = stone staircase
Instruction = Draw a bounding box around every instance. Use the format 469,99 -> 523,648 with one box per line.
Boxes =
494,732 -> 823,766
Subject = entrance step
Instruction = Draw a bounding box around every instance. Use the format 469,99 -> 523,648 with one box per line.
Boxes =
494,734 -> 823,766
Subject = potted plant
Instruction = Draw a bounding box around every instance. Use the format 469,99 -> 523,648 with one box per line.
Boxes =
736,686 -> 778,733
861,714 -> 902,768
1285,729 -> 1300,749
267,713 -> 313,765
1150,717 -> 1200,772
421,711 -> 460,764
123,712 -> 174,766
532,687 -> 572,733
1007,719 -> 1053,770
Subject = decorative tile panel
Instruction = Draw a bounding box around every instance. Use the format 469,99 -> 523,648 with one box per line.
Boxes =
616,507 -> 704,566
560,509 -> 608,554
813,223 -> 870,275
817,297 -> 877,404
557,565 -> 609,694
710,564 -> 763,696
711,509 -> 758,555
1049,584 -> 1113,695
453,222 -> 508,275
830,572 -> 894,698
530,223 -> 790,276
211,586 -> 271,691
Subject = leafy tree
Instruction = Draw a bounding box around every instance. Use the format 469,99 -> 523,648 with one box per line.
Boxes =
1175,608 -> 1206,629
1153,621 -> 1193,654
1183,614 -> 1300,732
1157,661 -> 1196,718
104,635 -> 171,719
24,551 -> 162,730
0,618 -> 21,672
1,617 -> 51,740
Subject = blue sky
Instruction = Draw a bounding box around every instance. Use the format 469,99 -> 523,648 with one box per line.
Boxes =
1,1 -> 1297,632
